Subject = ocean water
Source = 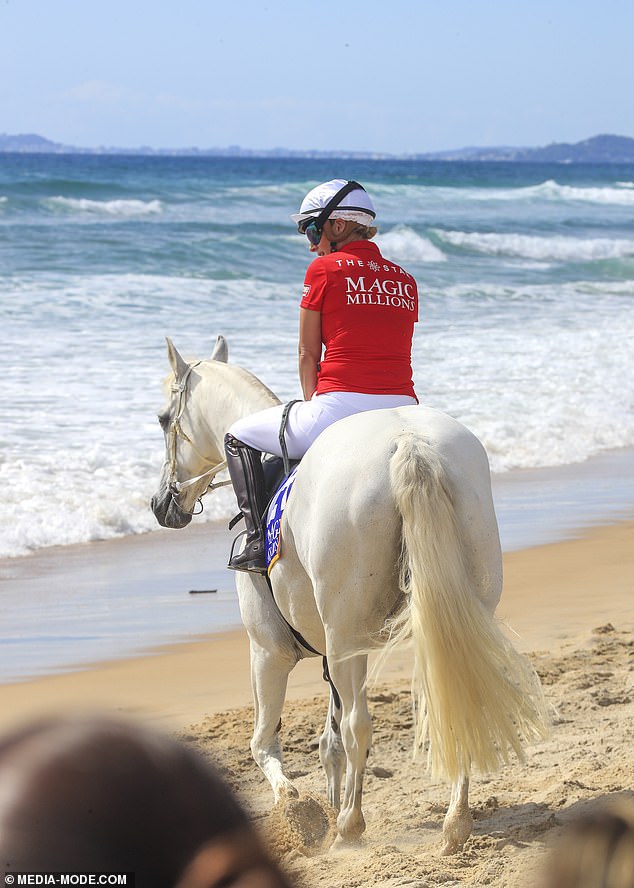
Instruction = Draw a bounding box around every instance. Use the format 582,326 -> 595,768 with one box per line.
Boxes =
1,154 -> 634,559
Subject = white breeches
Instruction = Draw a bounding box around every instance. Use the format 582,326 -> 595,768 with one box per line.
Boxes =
228,391 -> 417,460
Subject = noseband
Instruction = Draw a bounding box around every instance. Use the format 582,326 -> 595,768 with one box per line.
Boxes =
167,361 -> 231,516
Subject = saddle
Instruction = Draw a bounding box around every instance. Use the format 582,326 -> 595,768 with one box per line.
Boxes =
262,453 -> 300,505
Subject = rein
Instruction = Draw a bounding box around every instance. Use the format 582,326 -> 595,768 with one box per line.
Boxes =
167,361 -> 231,516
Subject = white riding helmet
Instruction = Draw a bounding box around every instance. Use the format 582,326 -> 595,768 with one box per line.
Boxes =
290,179 -> 376,227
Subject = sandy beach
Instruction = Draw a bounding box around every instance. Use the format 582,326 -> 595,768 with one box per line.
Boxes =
1,509 -> 633,886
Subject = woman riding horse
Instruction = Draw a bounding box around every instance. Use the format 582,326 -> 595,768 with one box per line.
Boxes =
225,179 -> 420,573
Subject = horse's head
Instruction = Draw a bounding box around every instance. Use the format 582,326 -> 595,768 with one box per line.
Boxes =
150,336 -> 229,529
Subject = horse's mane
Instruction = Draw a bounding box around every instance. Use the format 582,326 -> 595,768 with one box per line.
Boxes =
208,360 -> 281,407
162,358 -> 281,407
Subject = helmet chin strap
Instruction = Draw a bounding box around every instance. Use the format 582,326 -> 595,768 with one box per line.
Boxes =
327,220 -> 339,253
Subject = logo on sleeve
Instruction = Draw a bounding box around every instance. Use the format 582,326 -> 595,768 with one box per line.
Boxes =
303,285 -> 311,298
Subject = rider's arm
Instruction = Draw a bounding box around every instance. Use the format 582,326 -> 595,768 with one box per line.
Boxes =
298,307 -> 322,400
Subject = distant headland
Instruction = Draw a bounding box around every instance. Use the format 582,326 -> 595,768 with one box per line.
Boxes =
1,132 -> 634,163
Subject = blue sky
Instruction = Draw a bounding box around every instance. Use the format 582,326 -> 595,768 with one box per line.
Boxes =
1,0 -> 633,153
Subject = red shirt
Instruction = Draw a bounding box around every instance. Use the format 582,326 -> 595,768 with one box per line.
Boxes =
300,240 -> 418,398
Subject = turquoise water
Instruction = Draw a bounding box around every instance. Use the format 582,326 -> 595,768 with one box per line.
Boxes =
1,154 -> 634,557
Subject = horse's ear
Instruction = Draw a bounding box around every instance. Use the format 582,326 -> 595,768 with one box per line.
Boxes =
165,337 -> 189,380
210,335 -> 228,363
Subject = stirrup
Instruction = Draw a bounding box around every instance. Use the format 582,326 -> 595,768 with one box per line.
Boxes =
227,531 -> 267,575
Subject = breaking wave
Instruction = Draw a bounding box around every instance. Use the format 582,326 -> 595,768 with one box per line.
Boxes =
376,226 -> 446,262
455,179 -> 634,206
516,179 -> 634,205
434,229 -> 634,262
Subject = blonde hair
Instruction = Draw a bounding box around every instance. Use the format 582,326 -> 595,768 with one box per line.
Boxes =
350,223 -> 378,240
540,799 -> 634,888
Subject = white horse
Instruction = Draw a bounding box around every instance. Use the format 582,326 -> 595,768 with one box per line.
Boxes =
151,336 -> 549,854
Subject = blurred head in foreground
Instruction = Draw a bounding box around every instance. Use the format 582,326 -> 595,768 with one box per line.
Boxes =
539,799 -> 634,888
0,715 -> 291,888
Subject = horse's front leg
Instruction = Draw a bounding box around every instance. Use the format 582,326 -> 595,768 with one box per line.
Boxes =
249,638 -> 299,802
237,574 -> 300,802
319,687 -> 345,810
327,652 -> 372,843
442,776 -> 472,854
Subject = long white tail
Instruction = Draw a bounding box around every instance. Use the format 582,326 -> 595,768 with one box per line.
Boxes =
388,432 -> 550,782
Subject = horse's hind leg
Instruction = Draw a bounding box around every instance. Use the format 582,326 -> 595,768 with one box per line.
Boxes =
249,639 -> 299,801
327,652 -> 372,842
442,776 -> 472,854
319,688 -> 345,810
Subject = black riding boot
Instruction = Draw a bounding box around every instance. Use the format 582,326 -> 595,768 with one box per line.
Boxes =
224,434 -> 267,574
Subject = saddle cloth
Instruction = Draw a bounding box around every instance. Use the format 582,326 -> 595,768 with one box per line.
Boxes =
265,466 -> 298,574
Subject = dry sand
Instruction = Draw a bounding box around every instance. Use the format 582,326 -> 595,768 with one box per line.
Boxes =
1,520 -> 633,886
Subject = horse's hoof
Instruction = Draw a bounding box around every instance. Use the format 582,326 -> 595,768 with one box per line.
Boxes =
274,781 -> 299,802
335,810 -> 366,845
441,839 -> 464,856
442,812 -> 473,854
440,828 -> 471,855
333,833 -> 365,850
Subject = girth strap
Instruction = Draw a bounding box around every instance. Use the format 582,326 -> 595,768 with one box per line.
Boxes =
321,657 -> 342,711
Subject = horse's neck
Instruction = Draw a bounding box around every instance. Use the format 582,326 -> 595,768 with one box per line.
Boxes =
196,361 -> 280,452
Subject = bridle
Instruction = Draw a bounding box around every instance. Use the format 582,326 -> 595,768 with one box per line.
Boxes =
166,361 -> 231,516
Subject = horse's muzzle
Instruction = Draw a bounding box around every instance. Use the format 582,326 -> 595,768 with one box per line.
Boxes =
150,487 -> 193,529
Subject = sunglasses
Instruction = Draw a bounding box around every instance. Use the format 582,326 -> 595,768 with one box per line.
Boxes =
298,217 -> 325,246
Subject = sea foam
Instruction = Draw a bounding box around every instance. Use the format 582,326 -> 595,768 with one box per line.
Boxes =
45,196 -> 163,216
416,282 -> 634,474
0,443 -> 235,559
